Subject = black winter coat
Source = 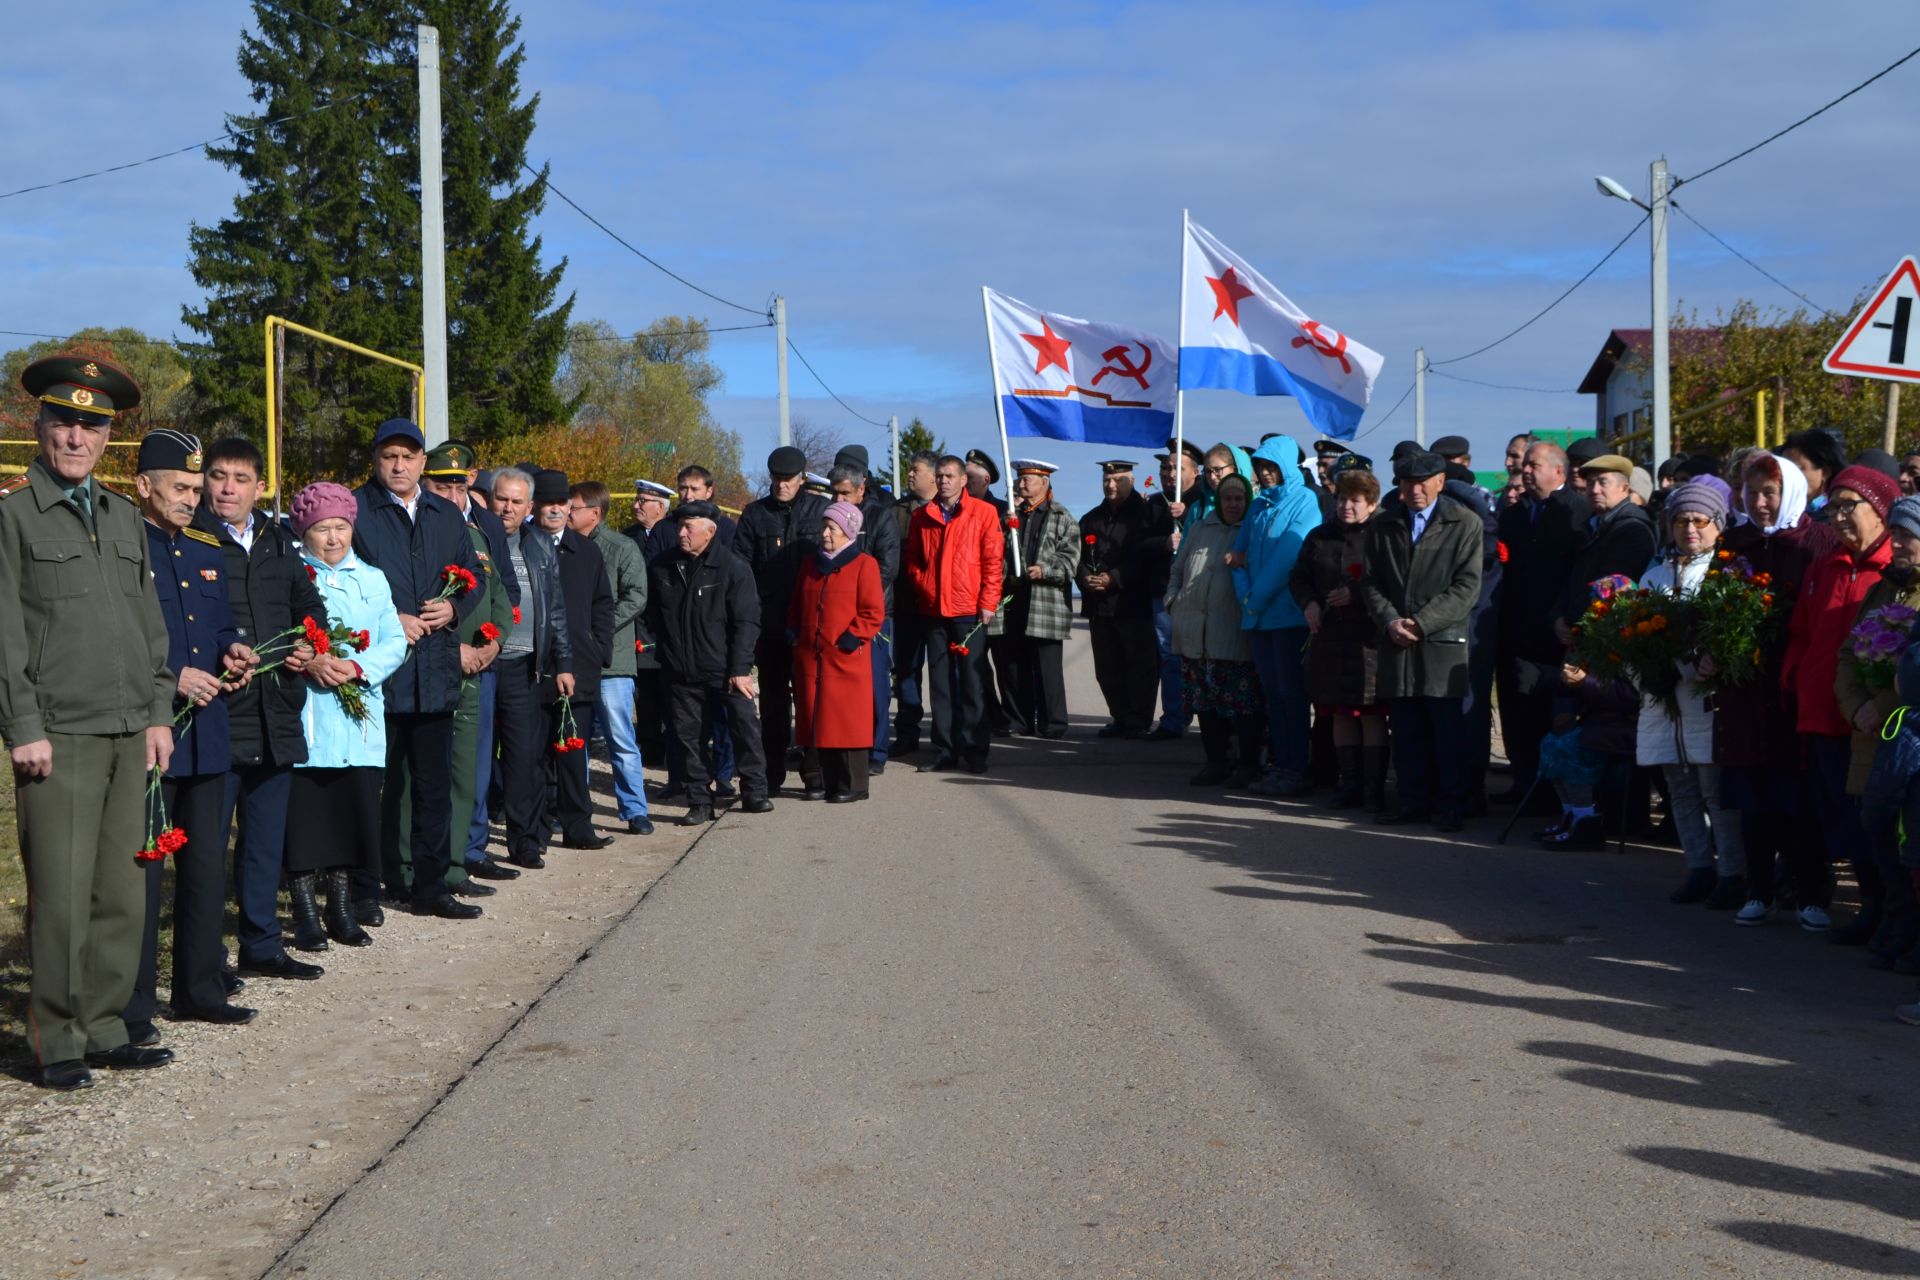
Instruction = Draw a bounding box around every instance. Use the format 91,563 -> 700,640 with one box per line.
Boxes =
192,507 -> 328,769
1496,487 -> 1587,662
647,542 -> 761,684
1077,492 -> 1168,620
551,528 -> 614,700
1555,500 -> 1658,626
621,519 -> 675,671
736,492 -> 829,649
854,490 -> 902,616
351,482 -> 481,715
1288,521 -> 1378,707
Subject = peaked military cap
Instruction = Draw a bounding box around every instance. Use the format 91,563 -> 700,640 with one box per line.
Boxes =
635,479 -> 675,500
424,439 -> 478,478
22,353 -> 142,426
1012,458 -> 1058,476
964,449 -> 1001,485
1098,459 -> 1136,474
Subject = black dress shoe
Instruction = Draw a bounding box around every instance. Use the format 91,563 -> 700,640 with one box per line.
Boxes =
450,879 -> 496,898
237,953 -> 325,981
223,971 -> 246,997
85,1044 -> 175,1070
869,760 -> 886,775
561,834 -> 614,850
681,805 -> 714,826
962,757 -> 988,774
509,851 -> 546,870
1376,809 -> 1432,826
825,791 -> 867,804
1096,724 -> 1125,738
413,895 -> 482,920
798,787 -> 828,801
39,1060 -> 93,1091
353,901 -> 385,928
466,858 -> 520,881
741,796 -> 774,814
127,1023 -> 161,1048
918,755 -> 958,773
627,817 -> 655,835
175,1003 -> 257,1026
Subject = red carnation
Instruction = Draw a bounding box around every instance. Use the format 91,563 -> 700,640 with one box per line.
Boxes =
949,642 -> 969,656
302,615 -> 331,655
354,629 -> 371,650
634,639 -> 648,653
1083,534 -> 1097,546
1346,563 -> 1363,581
1497,539 -> 1511,564
304,564 -> 317,582
512,606 -> 522,625
1006,516 -> 1020,529
567,736 -> 585,751
478,622 -> 500,643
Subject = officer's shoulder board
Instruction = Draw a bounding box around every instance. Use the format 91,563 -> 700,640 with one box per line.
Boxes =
183,526 -> 222,548
0,473 -> 29,500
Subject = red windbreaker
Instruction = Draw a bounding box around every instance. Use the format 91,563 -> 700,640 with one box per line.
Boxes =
903,494 -> 1005,619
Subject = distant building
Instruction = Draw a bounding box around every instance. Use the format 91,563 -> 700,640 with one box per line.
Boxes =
1577,328 -> 1722,454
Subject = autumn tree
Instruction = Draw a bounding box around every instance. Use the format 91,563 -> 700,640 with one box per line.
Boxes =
1,329 -> 196,440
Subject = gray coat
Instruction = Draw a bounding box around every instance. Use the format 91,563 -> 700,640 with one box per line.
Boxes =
589,523 -> 649,678
988,498 -> 1080,640
1361,499 -> 1482,700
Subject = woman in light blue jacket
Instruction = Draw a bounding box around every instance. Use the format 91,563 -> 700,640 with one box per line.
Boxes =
285,483 -> 408,949
1230,435 -> 1324,795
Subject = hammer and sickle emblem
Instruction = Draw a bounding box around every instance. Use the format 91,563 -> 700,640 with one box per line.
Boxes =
1290,320 -> 1352,375
1090,343 -> 1152,391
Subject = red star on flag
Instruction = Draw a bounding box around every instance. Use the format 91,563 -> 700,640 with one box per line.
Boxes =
1020,317 -> 1072,375
1207,267 -> 1255,327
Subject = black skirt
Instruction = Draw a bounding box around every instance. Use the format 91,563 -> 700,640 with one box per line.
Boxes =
287,766 -> 383,874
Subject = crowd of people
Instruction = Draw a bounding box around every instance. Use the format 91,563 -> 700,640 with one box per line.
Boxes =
7,353 -> 1920,1092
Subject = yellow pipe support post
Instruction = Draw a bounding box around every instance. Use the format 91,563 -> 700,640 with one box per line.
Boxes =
263,315 -> 427,507
1755,389 -> 1769,448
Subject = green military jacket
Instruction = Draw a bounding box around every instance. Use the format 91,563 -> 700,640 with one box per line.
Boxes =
589,523 -> 649,679
0,459 -> 174,744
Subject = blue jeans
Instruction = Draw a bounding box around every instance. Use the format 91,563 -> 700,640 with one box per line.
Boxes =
595,676 -> 648,820
466,667 -> 496,862
893,614 -> 928,748
223,764 -> 293,964
870,619 -> 893,763
1151,599 -> 1188,732
1249,627 -> 1310,776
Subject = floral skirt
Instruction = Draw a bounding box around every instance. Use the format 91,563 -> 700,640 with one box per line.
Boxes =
1181,658 -> 1261,718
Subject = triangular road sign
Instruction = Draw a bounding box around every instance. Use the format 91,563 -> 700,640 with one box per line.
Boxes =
1825,255 -> 1920,383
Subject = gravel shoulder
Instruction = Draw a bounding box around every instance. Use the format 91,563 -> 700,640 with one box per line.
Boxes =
0,760 -> 693,1280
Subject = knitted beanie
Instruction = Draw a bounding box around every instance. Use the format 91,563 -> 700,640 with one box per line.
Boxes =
823,500 -> 864,541
1665,479 -> 1728,528
290,481 -> 358,537
1829,465 -> 1901,520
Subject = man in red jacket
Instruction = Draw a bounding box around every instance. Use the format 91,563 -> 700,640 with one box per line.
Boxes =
903,455 -> 1005,774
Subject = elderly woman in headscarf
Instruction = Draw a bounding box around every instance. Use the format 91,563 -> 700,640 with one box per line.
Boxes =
789,500 -> 886,803
1638,482 -> 1745,908
1711,452 -> 1839,930
1167,462 -> 1261,787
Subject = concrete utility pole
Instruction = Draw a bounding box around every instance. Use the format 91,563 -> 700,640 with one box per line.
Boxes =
1886,382 -> 1902,453
417,24 -> 449,447
1649,157 -> 1671,470
774,296 -> 791,448
889,413 -> 900,493
1414,346 -> 1426,446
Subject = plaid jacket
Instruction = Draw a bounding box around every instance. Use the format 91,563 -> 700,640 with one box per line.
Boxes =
989,499 -> 1081,640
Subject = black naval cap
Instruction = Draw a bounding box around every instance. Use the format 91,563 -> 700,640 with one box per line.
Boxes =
22,353 -> 143,426
1098,459 -> 1136,474
1329,451 -> 1373,478
1431,434 -> 1471,458
673,499 -> 720,523
964,449 -> 1000,485
1163,437 -> 1205,465
137,428 -> 204,474
1312,438 -> 1352,457
424,439 -> 478,478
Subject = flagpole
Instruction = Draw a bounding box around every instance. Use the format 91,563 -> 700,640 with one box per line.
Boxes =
981,286 -> 1025,575
1174,208 -> 1190,497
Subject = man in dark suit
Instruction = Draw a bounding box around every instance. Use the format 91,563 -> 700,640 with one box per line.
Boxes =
533,470 -> 614,850
1493,441 -> 1585,806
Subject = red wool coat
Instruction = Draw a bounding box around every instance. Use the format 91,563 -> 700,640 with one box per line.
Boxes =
788,549 -> 886,749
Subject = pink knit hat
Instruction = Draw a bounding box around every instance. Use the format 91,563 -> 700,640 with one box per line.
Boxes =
290,481 -> 358,536
823,500 -> 864,541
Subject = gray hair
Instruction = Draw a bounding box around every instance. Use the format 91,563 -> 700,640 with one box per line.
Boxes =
490,466 -> 534,499
827,463 -> 867,489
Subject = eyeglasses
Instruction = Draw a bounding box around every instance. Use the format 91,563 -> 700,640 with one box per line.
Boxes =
1205,464 -> 1235,479
1828,498 -> 1865,517
1671,515 -> 1716,530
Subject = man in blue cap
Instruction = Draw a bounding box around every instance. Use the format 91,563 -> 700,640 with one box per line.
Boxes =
352,419 -> 485,920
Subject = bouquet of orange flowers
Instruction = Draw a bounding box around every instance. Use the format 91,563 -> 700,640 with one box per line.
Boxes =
1691,549 -> 1785,696
1570,574 -> 1696,719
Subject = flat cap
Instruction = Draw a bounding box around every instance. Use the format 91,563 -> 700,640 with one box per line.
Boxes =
23,353 -> 142,425
1431,434 -> 1471,458
1577,453 -> 1635,478
1566,436 -> 1607,466
1392,450 -> 1446,482
768,445 -> 807,477
673,498 -> 720,523
137,428 -> 203,474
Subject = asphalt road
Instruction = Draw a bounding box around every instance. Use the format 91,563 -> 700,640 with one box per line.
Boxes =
270,636 -> 1920,1279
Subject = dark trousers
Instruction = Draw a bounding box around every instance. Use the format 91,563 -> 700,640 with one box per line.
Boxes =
1465,635 -> 1497,801
465,667 -> 497,863
893,613 -> 929,750
925,615 -> 991,763
870,619 -> 893,764
664,685 -> 737,791
803,747 -> 870,798
385,712 -> 456,905
494,656 -> 549,861
287,767 -> 380,875
756,639 -> 797,791
128,772 -> 228,1026
550,697 -> 599,842
633,668 -> 670,763
1389,696 -> 1469,818
983,633 -> 1016,734
1000,635 -> 1068,736
1089,615 -> 1158,731
1806,733 -> 1884,916
669,680 -> 768,801
1496,654 -> 1556,794
1199,711 -> 1265,768
223,762 -> 293,965
1741,804 -> 1831,909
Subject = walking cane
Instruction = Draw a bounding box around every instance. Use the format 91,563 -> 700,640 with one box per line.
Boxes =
1496,776 -> 1543,846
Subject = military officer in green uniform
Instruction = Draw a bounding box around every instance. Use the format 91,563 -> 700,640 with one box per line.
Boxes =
0,355 -> 178,1090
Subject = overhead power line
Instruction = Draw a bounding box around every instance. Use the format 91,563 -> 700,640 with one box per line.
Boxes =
1430,213 -> 1649,367
786,339 -> 887,428
1669,201 -> 1832,315
0,328 -> 188,348
1428,368 -> 1570,395
1676,43 -> 1920,188
1352,380 -> 1416,440
575,321 -> 774,340
254,0 -> 413,64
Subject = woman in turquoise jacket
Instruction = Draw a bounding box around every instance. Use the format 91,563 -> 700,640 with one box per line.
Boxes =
285,483 -> 409,950
1231,435 -> 1324,795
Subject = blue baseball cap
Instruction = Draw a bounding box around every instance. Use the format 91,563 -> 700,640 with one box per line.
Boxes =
371,418 -> 426,451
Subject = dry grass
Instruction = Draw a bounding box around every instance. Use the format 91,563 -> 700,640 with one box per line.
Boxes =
1,768 -> 27,1065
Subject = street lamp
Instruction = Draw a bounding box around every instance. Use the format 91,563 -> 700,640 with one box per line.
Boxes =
1596,161 -> 1671,469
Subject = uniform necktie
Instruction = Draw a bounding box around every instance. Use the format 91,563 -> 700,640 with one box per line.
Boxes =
67,482 -> 94,532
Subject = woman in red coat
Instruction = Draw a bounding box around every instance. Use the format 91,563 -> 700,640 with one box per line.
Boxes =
789,501 -> 886,802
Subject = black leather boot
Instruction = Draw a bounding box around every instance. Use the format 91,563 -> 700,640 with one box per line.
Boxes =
1328,745 -> 1364,809
288,873 -> 329,952
1362,746 -> 1390,813
325,870 -> 373,947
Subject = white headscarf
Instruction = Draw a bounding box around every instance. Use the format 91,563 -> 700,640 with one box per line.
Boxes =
1744,450 -> 1808,536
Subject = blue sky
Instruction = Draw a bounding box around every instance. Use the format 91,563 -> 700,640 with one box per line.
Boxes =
2,1 -> 1916,514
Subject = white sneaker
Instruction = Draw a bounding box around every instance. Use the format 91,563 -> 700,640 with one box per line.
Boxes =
1734,899 -> 1771,926
1896,1002 -> 1920,1027
1797,905 -> 1832,932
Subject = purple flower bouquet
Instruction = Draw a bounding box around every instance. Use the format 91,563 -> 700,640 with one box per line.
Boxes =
1846,602 -> 1918,689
